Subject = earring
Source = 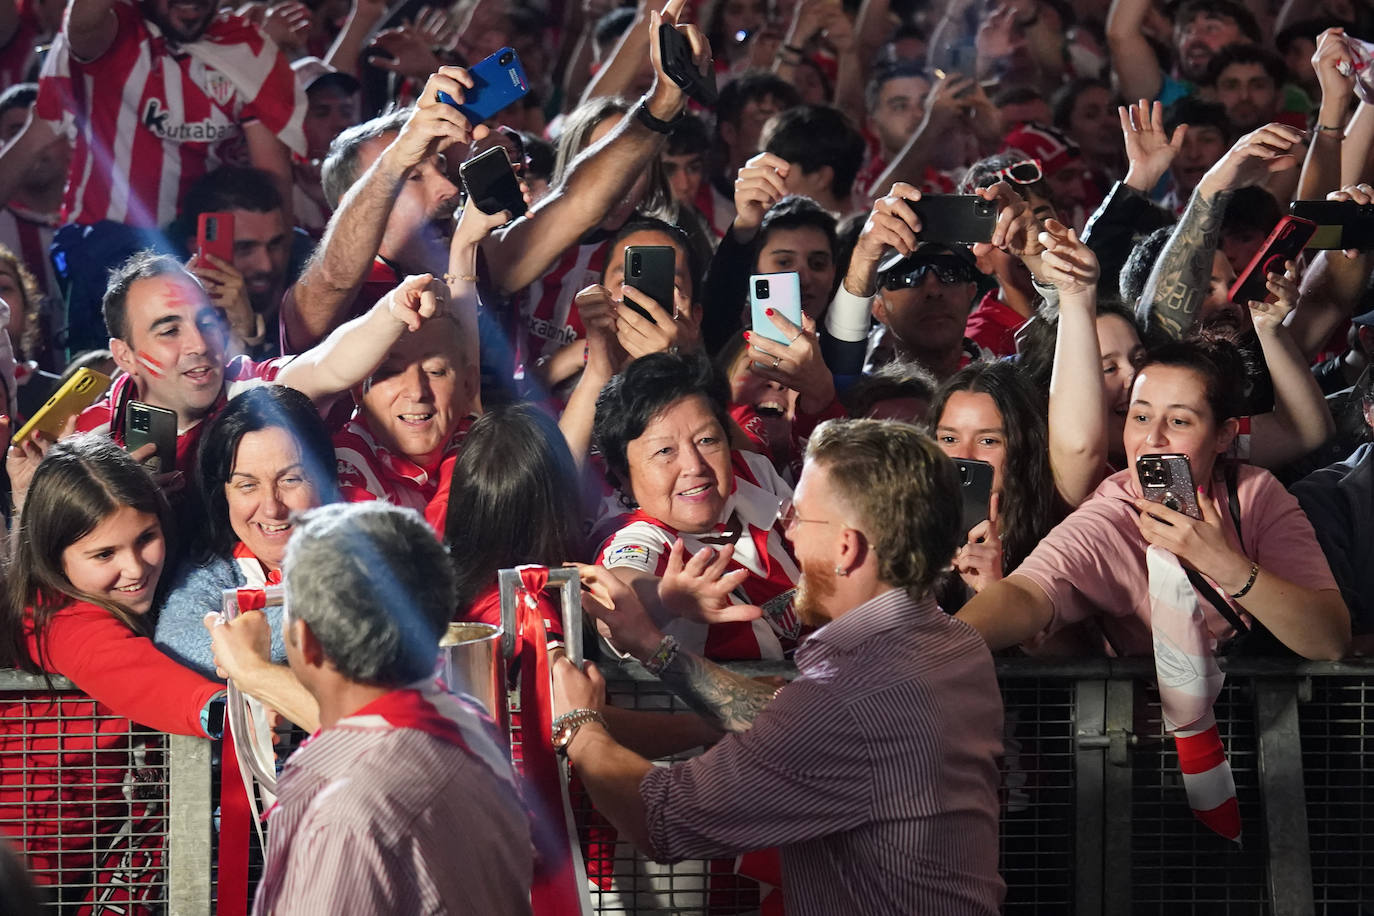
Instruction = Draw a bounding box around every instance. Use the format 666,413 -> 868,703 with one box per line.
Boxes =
833,566 -> 848,577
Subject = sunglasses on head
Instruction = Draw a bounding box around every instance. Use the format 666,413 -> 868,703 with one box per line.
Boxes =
989,158 -> 1044,185
881,257 -> 976,288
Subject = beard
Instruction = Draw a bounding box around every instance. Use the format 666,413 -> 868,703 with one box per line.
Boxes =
794,557 -> 838,628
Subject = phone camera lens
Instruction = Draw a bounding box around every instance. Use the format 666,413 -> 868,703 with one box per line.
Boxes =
631,254 -> 641,275
755,280 -> 769,298
960,466 -> 971,484
499,51 -> 513,65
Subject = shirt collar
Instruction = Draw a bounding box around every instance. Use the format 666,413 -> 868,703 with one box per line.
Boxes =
796,587 -> 940,664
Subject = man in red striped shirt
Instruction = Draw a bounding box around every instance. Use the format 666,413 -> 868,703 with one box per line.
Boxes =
554,420 -> 1005,915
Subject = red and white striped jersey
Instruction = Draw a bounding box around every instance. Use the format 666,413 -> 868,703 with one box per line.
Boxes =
332,411 -> 471,513
35,0 -> 306,228
0,203 -> 59,302
514,238 -> 608,365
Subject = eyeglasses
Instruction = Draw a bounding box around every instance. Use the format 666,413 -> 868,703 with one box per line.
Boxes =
989,158 -> 1043,185
880,258 -> 976,289
776,497 -> 831,530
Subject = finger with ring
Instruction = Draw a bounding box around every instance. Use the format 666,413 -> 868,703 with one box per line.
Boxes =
772,356 -> 781,369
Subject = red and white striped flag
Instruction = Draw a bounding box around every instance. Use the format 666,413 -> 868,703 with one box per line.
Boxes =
1146,545 -> 1242,843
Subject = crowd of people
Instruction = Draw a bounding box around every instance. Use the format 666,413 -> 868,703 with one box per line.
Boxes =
0,0 -> 1370,909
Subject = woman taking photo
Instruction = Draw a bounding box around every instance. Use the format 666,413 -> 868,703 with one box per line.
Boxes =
957,337 -> 1351,661
592,350 -> 801,660
155,385 -> 341,677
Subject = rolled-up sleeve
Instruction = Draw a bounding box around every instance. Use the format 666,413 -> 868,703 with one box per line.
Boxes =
639,676 -> 872,863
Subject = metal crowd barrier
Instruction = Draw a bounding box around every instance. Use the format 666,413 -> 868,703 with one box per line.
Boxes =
3,658 -> 1371,914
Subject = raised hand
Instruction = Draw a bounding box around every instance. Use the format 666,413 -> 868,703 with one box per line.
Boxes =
615,286 -> 695,359
978,180 -> 1042,259
1036,219 -> 1100,298
384,273 -> 449,330
658,538 -> 755,621
743,311 -> 836,414
386,68 -> 488,171
187,254 -> 257,344
1248,260 -> 1300,334
1196,123 -> 1305,199
954,492 -> 1003,593
646,0 -> 713,121
733,152 -> 790,237
1120,99 -> 1186,193
261,1 -> 310,52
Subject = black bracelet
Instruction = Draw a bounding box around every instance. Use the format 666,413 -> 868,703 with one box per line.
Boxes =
634,98 -> 683,135
1229,562 -> 1260,599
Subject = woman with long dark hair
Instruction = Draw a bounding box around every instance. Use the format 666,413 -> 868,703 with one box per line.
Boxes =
0,436 -> 223,909
928,360 -> 1057,607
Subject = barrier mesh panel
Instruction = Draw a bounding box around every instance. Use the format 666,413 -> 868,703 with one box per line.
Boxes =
0,688 -> 171,912
1301,677 -> 1374,912
1129,680 -> 1269,915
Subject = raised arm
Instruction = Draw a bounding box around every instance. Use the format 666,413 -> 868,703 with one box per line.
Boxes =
1245,265 -> 1336,468
323,0 -> 388,76
955,573 -> 1055,651
276,273 -> 450,402
242,121 -> 295,229
284,68 -> 483,351
578,0 -> 651,105
1138,123 -> 1305,341
868,73 -> 983,197
1105,0 -> 1163,104
485,0 -> 708,296
66,0 -> 118,62
1042,221 -> 1110,507
1297,28 -> 1357,202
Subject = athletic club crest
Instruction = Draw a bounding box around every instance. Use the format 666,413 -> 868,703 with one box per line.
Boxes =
206,71 -> 236,107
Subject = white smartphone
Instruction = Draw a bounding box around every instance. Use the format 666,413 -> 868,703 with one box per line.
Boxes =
749,272 -> 803,346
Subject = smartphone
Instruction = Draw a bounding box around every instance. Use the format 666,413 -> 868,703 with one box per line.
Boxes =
659,23 -> 718,106
749,272 -> 803,346
914,195 -> 997,245
196,211 -> 235,264
1228,215 -> 1316,304
935,42 -> 978,81
624,245 -> 676,323
124,400 -> 177,473
436,47 -> 529,124
1137,453 -> 1201,520
954,458 -> 994,537
459,146 -> 527,222
10,368 -> 111,445
1288,200 -> 1374,250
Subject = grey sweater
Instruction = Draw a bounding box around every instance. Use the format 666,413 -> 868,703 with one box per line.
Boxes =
153,553 -> 288,679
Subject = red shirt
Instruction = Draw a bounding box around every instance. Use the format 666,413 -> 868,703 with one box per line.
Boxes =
514,238 -> 608,370
0,602 -> 220,887
35,0 -> 305,227
333,411 -> 471,513
964,291 -> 1029,358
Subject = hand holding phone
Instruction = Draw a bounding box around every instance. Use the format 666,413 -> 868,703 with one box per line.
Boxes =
623,246 -> 677,323
459,146 -> 527,222
11,368 -> 111,446
912,195 -> 997,245
196,212 -> 235,265
749,273 -> 803,345
125,400 -> 178,474
1228,215 -> 1316,304
1289,199 -> 1374,250
435,48 -> 529,123
954,458 -> 996,537
1137,453 -> 1201,520
659,22 -> 717,106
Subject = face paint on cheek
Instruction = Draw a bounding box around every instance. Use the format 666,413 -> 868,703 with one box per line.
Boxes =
136,351 -> 167,379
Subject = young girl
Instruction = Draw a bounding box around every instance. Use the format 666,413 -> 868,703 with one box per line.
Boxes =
0,435 -> 224,910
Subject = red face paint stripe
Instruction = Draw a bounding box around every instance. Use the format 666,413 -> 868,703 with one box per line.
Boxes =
136,351 -> 167,379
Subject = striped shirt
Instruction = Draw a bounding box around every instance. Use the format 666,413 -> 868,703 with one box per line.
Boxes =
640,588 -> 1006,916
0,203 -> 60,302
35,0 -> 305,227
254,685 -> 533,915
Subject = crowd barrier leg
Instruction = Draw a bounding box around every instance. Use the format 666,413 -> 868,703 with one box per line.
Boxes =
1255,679 -> 1315,916
167,735 -> 213,916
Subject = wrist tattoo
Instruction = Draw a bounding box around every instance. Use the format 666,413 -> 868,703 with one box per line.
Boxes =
657,648 -> 777,734
1138,189 -> 1232,341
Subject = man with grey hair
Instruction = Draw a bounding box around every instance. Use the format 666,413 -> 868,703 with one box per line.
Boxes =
280,0 -> 711,355
207,502 -> 532,915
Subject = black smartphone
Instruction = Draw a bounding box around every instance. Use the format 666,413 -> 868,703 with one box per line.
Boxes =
954,458 -> 995,537
1136,453 -> 1201,520
459,146 -> 527,222
659,23 -> 718,106
1289,200 -> 1374,250
914,195 -> 997,245
435,47 -> 529,123
624,245 -> 676,323
1228,215 -> 1316,304
125,400 -> 177,474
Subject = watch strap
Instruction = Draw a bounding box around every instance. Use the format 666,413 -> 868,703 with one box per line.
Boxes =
634,98 -> 684,135
552,708 -> 607,755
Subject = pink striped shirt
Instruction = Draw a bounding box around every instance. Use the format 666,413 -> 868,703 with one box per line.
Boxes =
640,588 -> 1006,915
254,685 -> 532,915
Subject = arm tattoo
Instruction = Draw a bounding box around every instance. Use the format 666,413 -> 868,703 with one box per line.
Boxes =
657,650 -> 777,734
1136,189 -> 1233,342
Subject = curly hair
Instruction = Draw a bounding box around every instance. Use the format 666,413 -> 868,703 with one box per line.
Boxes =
0,246 -> 44,360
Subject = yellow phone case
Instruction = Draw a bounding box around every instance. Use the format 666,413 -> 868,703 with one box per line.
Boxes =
10,368 -> 113,445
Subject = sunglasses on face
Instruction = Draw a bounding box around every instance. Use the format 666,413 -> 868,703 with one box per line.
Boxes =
989,158 -> 1044,185
881,258 -> 976,288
